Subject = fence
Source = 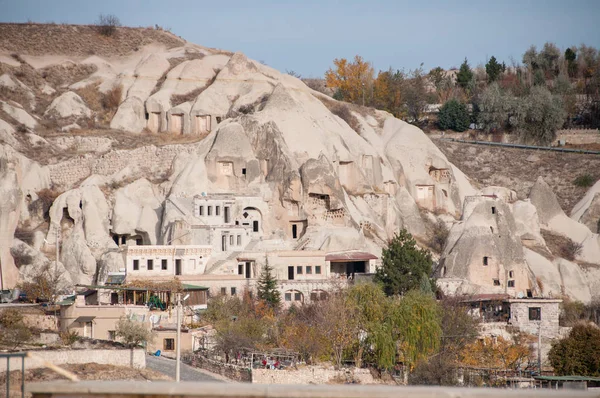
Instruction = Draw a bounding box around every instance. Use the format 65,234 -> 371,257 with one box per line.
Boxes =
441,138 -> 600,155
0,352 -> 26,398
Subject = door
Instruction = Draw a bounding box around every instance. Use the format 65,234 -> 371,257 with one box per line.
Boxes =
292,224 -> 298,239
224,207 -> 230,223
253,220 -> 259,232
288,266 -> 294,280
245,262 -> 251,279
221,235 -> 227,251
175,259 -> 182,276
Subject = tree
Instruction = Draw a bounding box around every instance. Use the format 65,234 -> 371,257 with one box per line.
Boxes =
96,14 -> 121,37
520,85 -> 566,144
403,67 -> 431,123
549,323 -> 600,376
539,42 -> 561,78
429,67 -> 455,103
523,45 -> 540,71
456,58 -> 474,90
256,258 -> 281,309
438,99 -> 470,132
477,83 -> 521,133
565,47 -> 578,78
17,262 -> 64,304
317,292 -> 358,369
0,309 -> 32,349
325,55 -> 374,105
115,316 -> 154,348
392,291 -> 442,382
461,334 -> 534,372
375,229 -> 433,296
485,56 -> 505,82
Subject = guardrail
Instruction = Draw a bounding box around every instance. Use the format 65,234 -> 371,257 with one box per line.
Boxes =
1,352 -> 26,398
439,138 -> 600,155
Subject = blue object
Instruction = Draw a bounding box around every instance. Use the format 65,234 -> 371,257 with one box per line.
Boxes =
154,350 -> 161,357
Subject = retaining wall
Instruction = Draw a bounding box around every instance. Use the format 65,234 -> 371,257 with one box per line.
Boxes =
185,355 -> 251,382
252,366 -> 379,385
0,348 -> 145,373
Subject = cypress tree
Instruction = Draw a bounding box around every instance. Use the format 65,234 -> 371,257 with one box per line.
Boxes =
256,258 -> 281,308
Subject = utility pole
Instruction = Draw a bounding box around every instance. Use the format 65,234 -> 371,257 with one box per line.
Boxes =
538,321 -> 542,375
175,292 -> 181,382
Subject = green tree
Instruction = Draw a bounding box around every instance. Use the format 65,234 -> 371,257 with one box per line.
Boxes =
485,56 -> 505,82
549,323 -> 600,376
115,316 -> 154,348
256,258 -> 281,309
477,82 -> 522,133
520,85 -> 566,145
438,99 -> 470,132
392,291 -> 442,380
375,229 -> 433,296
565,47 -> 578,78
456,58 -> 474,90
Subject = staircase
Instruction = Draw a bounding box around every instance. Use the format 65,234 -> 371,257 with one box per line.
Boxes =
205,250 -> 242,274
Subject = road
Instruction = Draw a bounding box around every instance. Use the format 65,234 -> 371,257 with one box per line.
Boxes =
146,355 -> 224,382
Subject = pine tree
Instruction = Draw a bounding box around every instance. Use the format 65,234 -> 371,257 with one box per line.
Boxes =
256,258 -> 281,308
485,56 -> 504,82
456,58 -> 473,89
374,229 -> 433,296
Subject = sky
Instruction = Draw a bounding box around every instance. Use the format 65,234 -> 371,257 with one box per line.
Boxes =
1,0 -> 599,77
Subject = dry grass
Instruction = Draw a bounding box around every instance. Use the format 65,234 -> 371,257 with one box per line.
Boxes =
75,82 -> 103,112
436,139 -> 600,211
39,63 -> 97,89
102,84 -> 122,111
170,72 -> 217,106
541,230 -> 583,261
1,363 -> 170,397
0,23 -> 185,57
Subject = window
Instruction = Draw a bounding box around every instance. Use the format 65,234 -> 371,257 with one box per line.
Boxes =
133,259 -> 139,271
315,266 -> 321,274
136,238 -> 143,246
242,168 -> 246,175
199,206 -> 204,216
238,263 -> 244,275
237,235 -> 242,246
147,259 -> 153,270
121,236 -> 126,245
306,266 -> 312,274
164,338 -> 175,351
230,235 -> 234,245
507,280 -> 515,287
216,206 -> 220,216
220,287 -> 227,296
296,266 -> 303,275
108,330 -> 116,340
509,271 -> 514,278
294,292 -> 302,301
161,259 -> 168,270
207,206 -> 212,216
493,279 -> 500,286
529,307 -> 541,321
483,256 -> 489,266
231,287 -> 237,296
492,206 -> 496,214
285,293 -> 292,302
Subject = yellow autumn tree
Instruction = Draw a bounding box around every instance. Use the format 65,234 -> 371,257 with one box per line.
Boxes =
325,55 -> 374,104
460,335 -> 534,370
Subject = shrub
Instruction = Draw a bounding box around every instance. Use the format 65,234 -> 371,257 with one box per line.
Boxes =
430,220 -> 450,253
549,323 -> 600,376
573,174 -> 595,187
330,103 -> 360,133
96,14 -> 121,37
0,309 -> 32,349
563,240 -> 583,261
438,99 -> 470,132
59,329 -> 79,346
102,84 -> 122,111
115,317 -> 154,347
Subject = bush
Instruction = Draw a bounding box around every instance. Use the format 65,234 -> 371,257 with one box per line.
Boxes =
438,99 -> 470,132
0,309 -> 32,349
430,220 -> 450,253
574,174 -> 595,187
102,84 -> 122,111
549,323 -> 600,376
330,103 -> 360,133
59,329 -> 79,346
115,317 -> 154,347
96,14 -> 121,37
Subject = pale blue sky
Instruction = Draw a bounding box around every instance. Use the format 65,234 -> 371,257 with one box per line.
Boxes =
1,0 -> 599,77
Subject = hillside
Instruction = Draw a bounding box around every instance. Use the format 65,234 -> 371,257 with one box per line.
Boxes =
0,23 -> 186,57
435,139 -> 600,212
0,23 -> 599,305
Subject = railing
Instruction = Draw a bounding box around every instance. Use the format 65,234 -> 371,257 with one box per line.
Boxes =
1,352 -> 26,398
440,138 -> 600,155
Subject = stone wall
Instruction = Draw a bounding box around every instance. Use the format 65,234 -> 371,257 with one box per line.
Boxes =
0,348 -> 145,373
555,129 -> 600,146
185,355 -> 251,382
252,366 -> 379,385
47,143 -> 200,188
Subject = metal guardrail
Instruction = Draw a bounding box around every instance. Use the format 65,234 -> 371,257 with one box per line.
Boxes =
440,138 -> 600,155
1,352 -> 26,398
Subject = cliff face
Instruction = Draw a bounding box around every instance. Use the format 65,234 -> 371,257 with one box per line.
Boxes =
0,23 -> 599,301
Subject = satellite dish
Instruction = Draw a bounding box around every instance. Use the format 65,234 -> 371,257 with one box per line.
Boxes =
517,292 -> 524,299
201,192 -> 207,196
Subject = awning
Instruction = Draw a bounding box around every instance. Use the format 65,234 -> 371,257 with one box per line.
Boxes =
326,251 -> 378,262
74,316 -> 96,323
